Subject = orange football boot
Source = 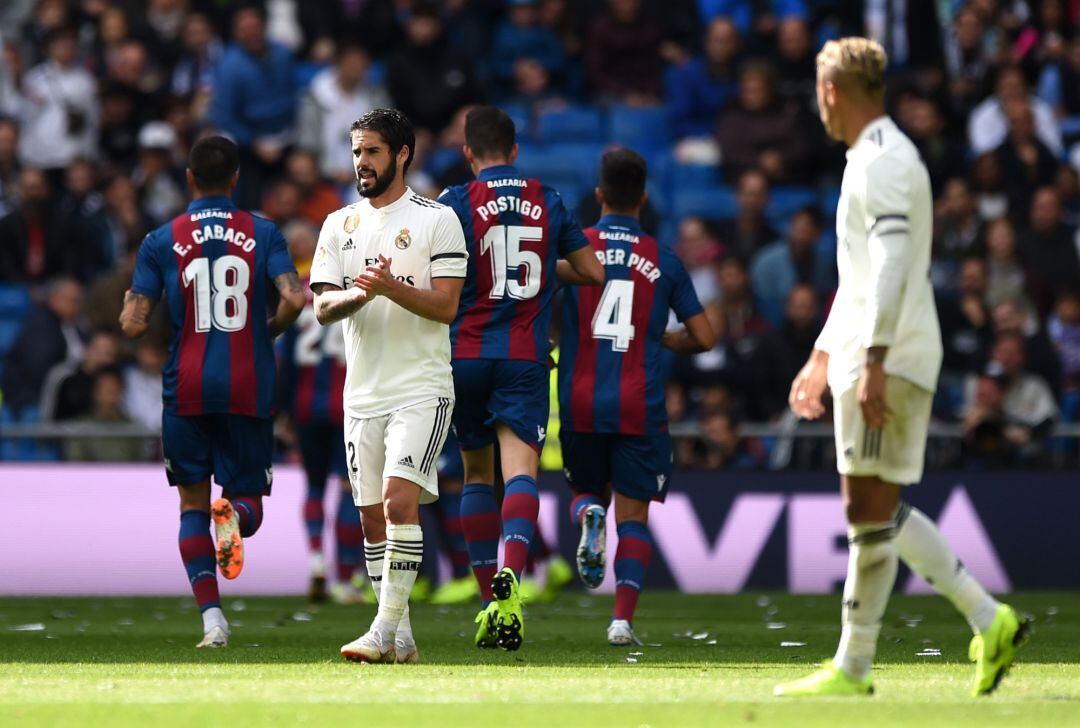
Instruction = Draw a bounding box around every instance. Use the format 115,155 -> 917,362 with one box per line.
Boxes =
211,498 -> 244,580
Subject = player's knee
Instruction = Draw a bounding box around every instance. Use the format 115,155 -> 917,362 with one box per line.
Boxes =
177,482 -> 211,512
614,494 -> 649,525
360,505 -> 386,541
382,484 -> 420,525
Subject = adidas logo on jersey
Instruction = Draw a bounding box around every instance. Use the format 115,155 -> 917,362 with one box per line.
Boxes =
397,455 -> 415,468
341,238 -> 354,251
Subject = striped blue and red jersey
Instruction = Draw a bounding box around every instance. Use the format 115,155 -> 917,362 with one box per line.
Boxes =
439,164 -> 589,363
131,195 -> 295,419
559,215 -> 704,435
277,280 -> 347,426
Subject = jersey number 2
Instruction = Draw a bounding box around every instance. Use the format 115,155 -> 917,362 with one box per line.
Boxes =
182,255 -> 250,332
592,279 -> 635,352
480,225 -> 542,300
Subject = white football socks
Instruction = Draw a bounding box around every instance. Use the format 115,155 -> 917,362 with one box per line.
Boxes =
371,525 -> 423,639
366,537 -> 414,641
894,503 -> 999,633
202,606 -> 228,634
833,521 -> 899,681
310,551 -> 327,578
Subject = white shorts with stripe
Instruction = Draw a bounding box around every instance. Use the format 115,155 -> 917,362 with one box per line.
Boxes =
834,376 -> 933,486
344,397 -> 453,507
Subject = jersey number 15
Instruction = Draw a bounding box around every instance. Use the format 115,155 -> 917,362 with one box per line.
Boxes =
481,224 -> 542,300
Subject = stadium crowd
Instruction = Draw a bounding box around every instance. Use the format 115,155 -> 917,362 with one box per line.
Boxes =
0,0 -> 1078,469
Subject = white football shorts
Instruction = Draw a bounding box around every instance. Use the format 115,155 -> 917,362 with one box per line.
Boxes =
344,396 -> 453,507
834,375 -> 933,486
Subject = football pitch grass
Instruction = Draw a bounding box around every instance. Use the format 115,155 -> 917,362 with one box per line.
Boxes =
1,592 -> 1078,727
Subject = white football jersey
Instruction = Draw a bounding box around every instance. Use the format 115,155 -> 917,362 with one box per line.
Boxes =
310,187 -> 468,418
816,116 -> 943,394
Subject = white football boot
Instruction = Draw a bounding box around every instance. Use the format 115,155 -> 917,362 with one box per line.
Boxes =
395,635 -> 420,664
607,619 -> 642,646
196,624 -> 229,648
340,629 -> 396,663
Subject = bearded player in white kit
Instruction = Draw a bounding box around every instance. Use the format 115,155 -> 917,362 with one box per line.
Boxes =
310,109 -> 468,663
774,39 -> 1030,697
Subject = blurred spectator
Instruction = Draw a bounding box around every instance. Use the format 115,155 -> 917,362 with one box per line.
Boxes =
749,205 -> 834,326
489,0 -> 566,98
992,297 -> 1063,397
585,0 -> 664,104
285,149 -> 343,227
716,169 -> 779,261
1021,186 -> 1080,316
62,367 -> 146,462
40,329 -> 120,421
1047,290 -> 1080,399
994,101 -> 1059,214
98,80 -> 141,167
1,277 -> 85,416
57,158 -> 111,278
298,44 -> 390,185
688,410 -> 766,469
0,167 -> 87,282
900,96 -> 967,195
938,257 -> 993,378
675,216 -> 724,304
755,283 -> 819,419
211,6 -> 298,208
695,0 -> 807,35
1038,35 -> 1080,117
932,178 -> 984,291
716,61 -> 807,184
970,152 -> 1009,221
0,43 -> 21,118
17,27 -> 99,172
101,174 -> 152,268
260,177 -> 304,228
968,66 -> 1062,157
961,335 -> 1058,464
944,5 -> 995,118
123,338 -> 166,431
983,217 -> 1029,308
87,236 -> 155,339
667,17 -> 740,143
1058,164 -> 1080,227
0,117 -> 22,216
387,2 -> 482,135
170,11 -> 221,109
539,0 -> 583,61
107,39 -> 166,129
773,16 -> 815,113
132,122 -> 185,226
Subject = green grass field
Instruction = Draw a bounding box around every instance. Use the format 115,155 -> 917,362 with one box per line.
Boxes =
1,591 -> 1077,727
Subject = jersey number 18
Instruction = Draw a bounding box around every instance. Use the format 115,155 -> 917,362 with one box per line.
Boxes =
182,254 -> 250,332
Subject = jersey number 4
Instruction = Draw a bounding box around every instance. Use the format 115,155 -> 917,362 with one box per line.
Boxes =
481,225 -> 542,300
592,279 -> 636,352
182,255 -> 250,332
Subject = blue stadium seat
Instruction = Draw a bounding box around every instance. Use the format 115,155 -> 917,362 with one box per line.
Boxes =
535,106 -> 605,144
608,105 -> 671,151
0,284 -> 29,318
767,187 -> 819,227
670,163 -> 721,192
501,102 -> 532,142
671,185 -> 737,221
0,318 -> 22,356
516,142 -> 604,207
820,186 -> 841,217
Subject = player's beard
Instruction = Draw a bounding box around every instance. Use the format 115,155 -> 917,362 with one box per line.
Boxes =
356,158 -> 398,199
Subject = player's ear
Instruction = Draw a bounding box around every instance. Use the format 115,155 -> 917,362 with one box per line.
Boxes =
185,168 -> 196,193
229,169 -> 240,193
508,143 -> 519,164
640,189 -> 649,208
594,186 -> 604,207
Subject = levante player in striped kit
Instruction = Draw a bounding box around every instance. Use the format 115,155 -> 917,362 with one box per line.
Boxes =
559,149 -> 715,645
120,136 -> 304,647
439,106 -> 604,650
277,221 -> 367,605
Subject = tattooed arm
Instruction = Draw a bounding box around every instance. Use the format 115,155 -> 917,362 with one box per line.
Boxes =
312,282 -> 366,325
119,290 -> 157,339
269,271 -> 306,337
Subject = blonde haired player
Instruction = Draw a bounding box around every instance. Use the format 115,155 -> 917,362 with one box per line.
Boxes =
774,38 -> 1029,697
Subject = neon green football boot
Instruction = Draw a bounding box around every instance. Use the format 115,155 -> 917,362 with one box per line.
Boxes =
774,660 -> 874,697
491,567 -> 525,651
970,603 -> 1031,696
474,601 -> 500,649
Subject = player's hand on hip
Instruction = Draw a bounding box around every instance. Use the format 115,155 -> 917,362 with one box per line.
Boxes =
355,254 -> 396,298
789,354 -> 828,420
858,361 -> 891,430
